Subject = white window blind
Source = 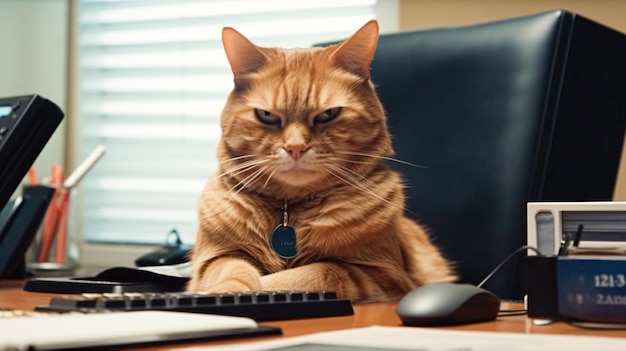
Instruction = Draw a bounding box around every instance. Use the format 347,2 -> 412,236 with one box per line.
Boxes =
76,0 -> 393,245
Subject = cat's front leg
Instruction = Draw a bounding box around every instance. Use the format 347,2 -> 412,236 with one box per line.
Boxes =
188,256 -> 262,293
259,262 -> 370,300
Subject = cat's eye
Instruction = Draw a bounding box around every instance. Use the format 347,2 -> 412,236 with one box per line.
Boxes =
313,107 -> 341,124
255,109 -> 282,125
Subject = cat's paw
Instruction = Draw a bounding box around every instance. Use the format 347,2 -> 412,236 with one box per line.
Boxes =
202,280 -> 261,294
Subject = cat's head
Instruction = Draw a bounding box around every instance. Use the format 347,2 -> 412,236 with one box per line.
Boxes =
217,20 -> 393,200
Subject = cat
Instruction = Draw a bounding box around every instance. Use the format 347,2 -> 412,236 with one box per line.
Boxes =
187,20 -> 456,302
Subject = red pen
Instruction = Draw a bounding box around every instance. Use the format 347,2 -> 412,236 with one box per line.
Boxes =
38,164 -> 63,262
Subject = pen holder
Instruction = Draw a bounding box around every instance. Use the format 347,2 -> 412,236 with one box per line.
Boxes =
28,187 -> 77,277
526,255 -> 559,319
0,185 -> 55,279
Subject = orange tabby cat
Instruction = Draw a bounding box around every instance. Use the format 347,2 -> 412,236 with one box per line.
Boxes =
187,20 -> 455,302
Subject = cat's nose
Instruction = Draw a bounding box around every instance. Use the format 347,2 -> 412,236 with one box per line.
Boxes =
283,123 -> 310,160
285,144 -> 308,160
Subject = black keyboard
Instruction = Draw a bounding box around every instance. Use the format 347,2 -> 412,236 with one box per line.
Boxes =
36,291 -> 354,321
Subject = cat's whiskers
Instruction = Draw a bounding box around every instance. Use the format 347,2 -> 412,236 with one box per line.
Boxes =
325,165 -> 388,205
325,164 -> 405,212
215,158 -> 270,179
231,165 -> 269,195
335,150 -> 425,168
199,157 -> 272,217
328,157 -> 377,166
207,164 -> 269,214
216,154 -> 257,165
261,166 -> 281,190
235,166 -> 267,194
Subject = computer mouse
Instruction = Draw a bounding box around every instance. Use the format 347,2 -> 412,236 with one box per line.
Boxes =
396,282 -> 501,326
135,246 -> 191,267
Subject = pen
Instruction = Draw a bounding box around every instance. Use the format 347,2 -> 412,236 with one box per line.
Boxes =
558,233 -> 573,256
55,191 -> 71,263
38,164 -> 64,262
63,144 -> 106,190
573,224 -> 584,247
557,224 -> 584,257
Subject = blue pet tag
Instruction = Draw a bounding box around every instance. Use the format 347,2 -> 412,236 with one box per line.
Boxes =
271,225 -> 297,258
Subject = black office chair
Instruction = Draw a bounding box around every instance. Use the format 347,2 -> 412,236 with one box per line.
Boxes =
369,10 -> 626,300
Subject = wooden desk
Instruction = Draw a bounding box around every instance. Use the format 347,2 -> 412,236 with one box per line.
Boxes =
2,279 -> 625,349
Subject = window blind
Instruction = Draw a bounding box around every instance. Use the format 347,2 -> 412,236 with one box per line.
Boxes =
77,0 -> 389,245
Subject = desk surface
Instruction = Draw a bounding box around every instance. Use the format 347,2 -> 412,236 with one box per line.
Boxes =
2,279 -> 625,349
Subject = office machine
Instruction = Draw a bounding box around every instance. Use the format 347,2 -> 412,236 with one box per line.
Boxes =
0,94 -> 64,278
527,201 -> 626,323
528,201 -> 626,256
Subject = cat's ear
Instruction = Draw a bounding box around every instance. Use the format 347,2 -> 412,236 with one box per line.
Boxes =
329,20 -> 379,80
222,27 -> 268,80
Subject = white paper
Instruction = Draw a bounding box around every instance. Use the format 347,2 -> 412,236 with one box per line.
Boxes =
178,325 -> 626,351
0,311 -> 257,351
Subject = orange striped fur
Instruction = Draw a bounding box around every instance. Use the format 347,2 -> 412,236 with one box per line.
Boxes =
187,20 -> 455,302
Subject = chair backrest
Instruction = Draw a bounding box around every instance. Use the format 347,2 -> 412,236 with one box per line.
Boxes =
370,10 -> 626,299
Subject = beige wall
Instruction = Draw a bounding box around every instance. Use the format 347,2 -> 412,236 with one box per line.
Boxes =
399,0 -> 626,33
399,0 -> 626,200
